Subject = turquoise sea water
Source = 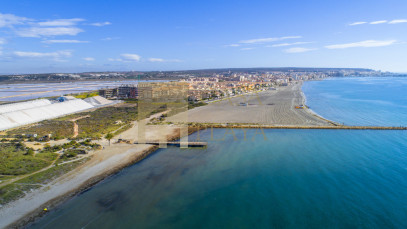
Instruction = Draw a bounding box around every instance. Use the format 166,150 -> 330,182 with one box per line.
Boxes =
29,77 -> 407,229
302,76 -> 407,126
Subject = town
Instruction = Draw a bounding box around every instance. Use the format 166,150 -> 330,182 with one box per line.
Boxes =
95,68 -> 380,102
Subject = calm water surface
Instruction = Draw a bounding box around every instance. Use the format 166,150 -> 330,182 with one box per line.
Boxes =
302,76 -> 407,126
30,129 -> 407,229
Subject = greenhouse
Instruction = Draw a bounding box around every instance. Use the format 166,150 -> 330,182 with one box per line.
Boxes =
0,99 -> 95,131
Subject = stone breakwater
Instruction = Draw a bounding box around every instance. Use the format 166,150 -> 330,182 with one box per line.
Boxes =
190,124 -> 407,130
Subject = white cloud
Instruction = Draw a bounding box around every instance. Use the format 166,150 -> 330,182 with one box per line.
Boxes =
0,38 -> 4,56
349,19 -> 407,26
241,47 -> 254,50
148,58 -> 164,62
325,40 -> 397,49
239,36 -> 301,44
108,58 -> 122,61
42,39 -> 89,44
90,22 -> 111,26
349,22 -> 367,26
16,27 -> 84,37
388,19 -> 407,24
121,53 -> 141,61
271,42 -> 313,47
14,50 -> 72,61
284,47 -> 316,53
0,13 -> 29,27
83,57 -> 95,61
370,20 -> 387,24
37,18 -> 84,26
148,58 -> 182,62
102,37 -> 119,41
225,44 -> 240,47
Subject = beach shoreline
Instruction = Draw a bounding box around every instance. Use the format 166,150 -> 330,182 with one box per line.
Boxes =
300,81 -> 341,126
0,144 -> 159,228
7,145 -> 159,229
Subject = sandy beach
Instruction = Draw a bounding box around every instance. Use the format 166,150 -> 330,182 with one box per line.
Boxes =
168,82 -> 332,126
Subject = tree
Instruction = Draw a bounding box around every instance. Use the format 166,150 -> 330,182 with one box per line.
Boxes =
105,133 -> 114,146
25,148 -> 35,156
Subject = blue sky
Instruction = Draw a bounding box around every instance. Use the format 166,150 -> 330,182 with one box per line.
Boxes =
1,0 -> 407,73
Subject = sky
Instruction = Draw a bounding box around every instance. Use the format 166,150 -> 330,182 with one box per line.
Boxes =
1,0 -> 407,73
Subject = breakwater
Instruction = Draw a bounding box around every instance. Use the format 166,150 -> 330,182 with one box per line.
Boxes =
190,123 -> 407,130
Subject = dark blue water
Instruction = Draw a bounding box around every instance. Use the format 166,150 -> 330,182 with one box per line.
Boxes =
302,77 -> 407,126
30,129 -> 407,229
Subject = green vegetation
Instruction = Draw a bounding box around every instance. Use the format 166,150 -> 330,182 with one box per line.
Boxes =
0,138 -> 100,205
105,133 -> 114,146
112,123 -> 133,137
0,183 -> 42,206
0,158 -> 89,205
124,98 -> 138,103
188,101 -> 207,109
0,143 -> 56,176
68,105 -> 138,138
73,91 -> 99,99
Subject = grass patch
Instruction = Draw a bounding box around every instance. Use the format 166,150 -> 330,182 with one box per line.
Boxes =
19,158 -> 89,185
0,175 -> 16,182
112,123 -> 133,137
0,143 -> 55,176
188,101 -> 207,109
0,158 -> 89,205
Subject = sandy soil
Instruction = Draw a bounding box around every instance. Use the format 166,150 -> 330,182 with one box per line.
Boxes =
167,82 -> 331,126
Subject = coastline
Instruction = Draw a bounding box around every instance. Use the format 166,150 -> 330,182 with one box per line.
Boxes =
299,81 -> 340,126
6,146 -> 158,228
0,145 -> 158,228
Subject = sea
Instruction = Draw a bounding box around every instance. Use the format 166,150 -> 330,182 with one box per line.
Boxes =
29,77 -> 407,229
302,77 -> 407,126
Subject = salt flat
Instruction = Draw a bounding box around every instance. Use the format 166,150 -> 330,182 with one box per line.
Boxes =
167,82 -> 331,126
